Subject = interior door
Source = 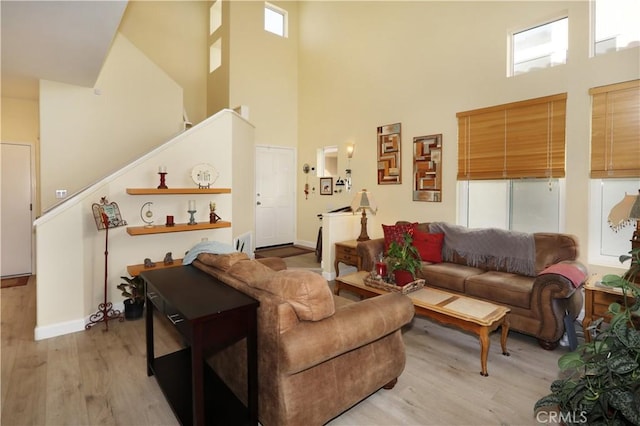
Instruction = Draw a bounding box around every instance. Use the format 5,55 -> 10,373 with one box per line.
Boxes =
255,146 -> 295,248
1,143 -> 33,277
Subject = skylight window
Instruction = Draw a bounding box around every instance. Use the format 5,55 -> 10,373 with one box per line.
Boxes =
265,2 -> 287,38
510,17 -> 568,76
593,0 -> 640,56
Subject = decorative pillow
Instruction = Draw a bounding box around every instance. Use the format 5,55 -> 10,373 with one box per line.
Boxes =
227,259 -> 278,287
196,252 -> 249,271
251,269 -> 335,321
382,222 -> 418,253
412,230 -> 444,263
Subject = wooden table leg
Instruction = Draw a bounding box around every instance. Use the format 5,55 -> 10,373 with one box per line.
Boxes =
479,327 -> 490,377
501,316 -> 510,357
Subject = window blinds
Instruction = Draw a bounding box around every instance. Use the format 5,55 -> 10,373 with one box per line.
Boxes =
589,79 -> 640,178
457,93 -> 567,180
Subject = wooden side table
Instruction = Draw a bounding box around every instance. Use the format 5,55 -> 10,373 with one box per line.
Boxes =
142,266 -> 259,425
583,276 -> 636,342
334,240 -> 362,277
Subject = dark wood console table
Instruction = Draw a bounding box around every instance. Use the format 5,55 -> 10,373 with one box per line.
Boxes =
141,266 -> 259,425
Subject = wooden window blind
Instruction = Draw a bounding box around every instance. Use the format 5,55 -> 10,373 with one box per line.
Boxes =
457,93 -> 567,180
589,80 -> 640,178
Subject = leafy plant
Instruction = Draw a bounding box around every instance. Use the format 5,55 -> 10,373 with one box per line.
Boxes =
118,275 -> 145,303
387,232 -> 422,278
534,248 -> 640,425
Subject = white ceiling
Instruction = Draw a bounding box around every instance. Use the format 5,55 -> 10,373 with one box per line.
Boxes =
1,0 -> 128,100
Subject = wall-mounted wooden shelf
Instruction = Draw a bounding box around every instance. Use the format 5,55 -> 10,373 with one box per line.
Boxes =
126,221 -> 231,236
126,188 -> 231,195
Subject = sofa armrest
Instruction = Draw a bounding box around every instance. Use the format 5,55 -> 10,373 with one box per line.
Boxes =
357,238 -> 385,272
532,260 -> 586,344
279,293 -> 414,375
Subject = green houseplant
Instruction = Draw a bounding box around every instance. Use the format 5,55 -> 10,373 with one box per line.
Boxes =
118,275 -> 145,320
387,232 -> 422,286
534,248 -> 640,425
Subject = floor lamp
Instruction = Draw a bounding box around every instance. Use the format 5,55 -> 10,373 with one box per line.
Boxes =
351,189 -> 378,241
87,198 -> 127,331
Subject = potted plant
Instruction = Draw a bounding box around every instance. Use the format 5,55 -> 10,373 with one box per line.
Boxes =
387,232 -> 422,286
534,248 -> 640,425
118,275 -> 145,320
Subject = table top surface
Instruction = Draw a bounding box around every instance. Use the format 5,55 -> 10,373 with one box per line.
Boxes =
338,271 -> 509,326
335,239 -> 358,248
141,266 -> 259,320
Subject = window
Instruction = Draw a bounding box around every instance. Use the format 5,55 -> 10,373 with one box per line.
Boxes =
457,94 -> 567,232
589,80 -> 640,267
209,38 -> 222,73
593,0 -> 640,56
459,179 -> 563,233
510,17 -> 568,76
265,2 -> 287,38
209,0 -> 221,35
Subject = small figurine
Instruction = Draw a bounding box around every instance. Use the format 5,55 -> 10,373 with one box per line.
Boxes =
144,258 -> 156,268
209,201 -> 221,224
163,252 -> 174,265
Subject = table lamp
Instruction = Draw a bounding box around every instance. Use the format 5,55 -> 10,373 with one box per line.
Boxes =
608,189 -> 640,242
351,189 -> 377,241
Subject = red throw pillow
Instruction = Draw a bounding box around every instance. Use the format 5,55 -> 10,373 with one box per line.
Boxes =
412,230 -> 444,263
382,222 -> 418,253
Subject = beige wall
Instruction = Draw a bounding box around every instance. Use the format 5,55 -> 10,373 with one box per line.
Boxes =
119,0 -> 209,125
39,33 -> 184,210
228,1 -> 299,149
296,1 -> 640,274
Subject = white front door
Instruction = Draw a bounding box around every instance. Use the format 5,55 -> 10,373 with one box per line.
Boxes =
255,146 -> 295,248
1,143 -> 34,277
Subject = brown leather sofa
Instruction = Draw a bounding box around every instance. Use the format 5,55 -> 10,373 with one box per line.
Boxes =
191,253 -> 415,426
357,222 -> 586,349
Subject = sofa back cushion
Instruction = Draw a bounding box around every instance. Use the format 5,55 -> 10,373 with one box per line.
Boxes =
197,252 -> 249,271
227,259 -> 278,286
246,269 -> 335,321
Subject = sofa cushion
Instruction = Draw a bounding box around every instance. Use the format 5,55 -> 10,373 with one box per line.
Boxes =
382,222 -> 418,252
420,263 -> 484,293
412,230 -> 444,263
197,252 -> 249,271
227,259 -> 278,287
251,269 -> 335,321
465,271 -> 533,310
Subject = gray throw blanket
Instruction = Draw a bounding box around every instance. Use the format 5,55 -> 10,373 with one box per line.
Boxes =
429,222 -> 536,277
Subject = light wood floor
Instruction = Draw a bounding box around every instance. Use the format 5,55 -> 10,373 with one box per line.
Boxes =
2,270 -> 573,425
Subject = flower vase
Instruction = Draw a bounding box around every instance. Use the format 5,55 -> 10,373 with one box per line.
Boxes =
393,270 -> 414,287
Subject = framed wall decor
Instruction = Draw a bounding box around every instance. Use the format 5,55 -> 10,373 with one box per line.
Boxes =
320,177 -> 333,195
413,134 -> 443,202
377,123 -> 401,184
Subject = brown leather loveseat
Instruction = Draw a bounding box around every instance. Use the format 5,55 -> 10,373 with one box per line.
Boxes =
357,222 -> 586,349
191,253 -> 415,426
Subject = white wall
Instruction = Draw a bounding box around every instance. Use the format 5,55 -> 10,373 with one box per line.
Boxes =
34,110 -> 254,340
39,33 -> 184,211
296,1 -> 639,275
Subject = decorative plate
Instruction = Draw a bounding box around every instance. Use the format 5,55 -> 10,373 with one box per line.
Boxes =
191,163 -> 219,187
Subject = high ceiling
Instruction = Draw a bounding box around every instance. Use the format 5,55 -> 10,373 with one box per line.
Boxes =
1,1 -> 128,100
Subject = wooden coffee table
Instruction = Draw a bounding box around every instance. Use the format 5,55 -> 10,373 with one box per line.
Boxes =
336,271 -> 510,376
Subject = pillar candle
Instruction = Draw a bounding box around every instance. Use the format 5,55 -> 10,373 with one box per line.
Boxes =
188,200 -> 196,211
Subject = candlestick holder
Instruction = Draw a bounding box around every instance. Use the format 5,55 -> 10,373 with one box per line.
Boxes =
157,172 -> 168,189
188,210 -> 197,225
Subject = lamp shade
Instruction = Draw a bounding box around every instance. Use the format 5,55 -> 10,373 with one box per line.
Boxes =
608,190 -> 640,231
351,189 -> 377,214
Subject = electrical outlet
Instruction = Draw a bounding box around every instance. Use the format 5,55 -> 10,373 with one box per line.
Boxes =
55,189 -> 67,199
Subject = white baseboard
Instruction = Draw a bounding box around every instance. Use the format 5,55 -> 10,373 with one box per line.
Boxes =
34,301 -> 126,341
